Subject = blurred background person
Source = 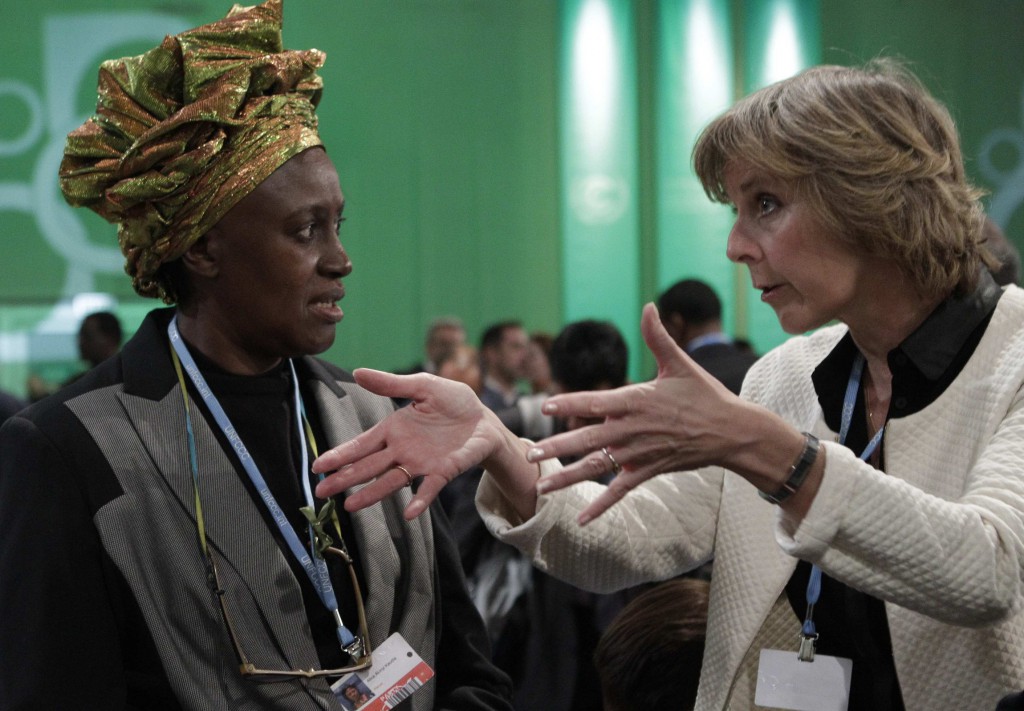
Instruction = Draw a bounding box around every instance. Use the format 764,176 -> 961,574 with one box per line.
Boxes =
656,278 -> 757,395
437,343 -> 483,396
77,311 -> 124,370
523,332 -> 554,396
63,310 -> 124,387
594,578 -> 710,711
478,321 -> 529,411
457,319 -> 634,711
26,310 -> 125,400
400,316 -> 467,375
983,216 -> 1021,287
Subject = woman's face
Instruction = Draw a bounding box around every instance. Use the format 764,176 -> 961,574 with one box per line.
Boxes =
723,160 -> 867,335
197,148 -> 351,372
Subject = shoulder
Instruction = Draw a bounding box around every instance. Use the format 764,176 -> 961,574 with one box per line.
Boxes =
303,356 -> 396,424
739,324 -> 846,411
306,355 -> 356,384
10,354 -> 124,437
744,325 -> 845,386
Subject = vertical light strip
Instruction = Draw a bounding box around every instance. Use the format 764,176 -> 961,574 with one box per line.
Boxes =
654,0 -> 735,330
559,0 -> 642,377
738,0 -> 821,353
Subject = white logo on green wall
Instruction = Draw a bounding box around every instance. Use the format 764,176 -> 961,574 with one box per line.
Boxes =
0,13 -> 188,393
978,81 -> 1024,231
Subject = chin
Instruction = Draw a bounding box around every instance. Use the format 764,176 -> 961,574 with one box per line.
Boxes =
307,336 -> 337,356
777,312 -> 832,336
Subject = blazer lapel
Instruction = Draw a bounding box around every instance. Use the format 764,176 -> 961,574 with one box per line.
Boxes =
116,384 -> 322,671
307,373 -> 406,646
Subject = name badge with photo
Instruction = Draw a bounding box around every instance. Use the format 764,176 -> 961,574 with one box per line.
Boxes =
331,633 -> 435,710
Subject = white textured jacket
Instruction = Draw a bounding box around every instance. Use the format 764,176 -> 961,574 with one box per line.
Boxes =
476,286 -> 1024,710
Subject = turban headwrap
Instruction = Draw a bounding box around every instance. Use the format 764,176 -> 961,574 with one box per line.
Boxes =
59,0 -> 325,302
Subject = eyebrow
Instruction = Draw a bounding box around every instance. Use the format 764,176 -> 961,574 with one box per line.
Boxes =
738,177 -> 758,194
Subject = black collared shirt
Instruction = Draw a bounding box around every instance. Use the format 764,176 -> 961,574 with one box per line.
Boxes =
785,270 -> 1003,711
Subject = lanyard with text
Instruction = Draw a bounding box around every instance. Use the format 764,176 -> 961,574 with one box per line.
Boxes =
167,316 -> 360,656
799,351 -> 886,662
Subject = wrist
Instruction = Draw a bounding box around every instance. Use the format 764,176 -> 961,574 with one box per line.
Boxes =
481,414 -> 541,520
758,432 -> 820,504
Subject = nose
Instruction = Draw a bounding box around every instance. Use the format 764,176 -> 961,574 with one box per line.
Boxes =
320,236 -> 353,279
725,222 -> 757,264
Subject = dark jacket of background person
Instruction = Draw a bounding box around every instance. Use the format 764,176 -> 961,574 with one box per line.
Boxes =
446,320 -> 634,711
656,279 -> 757,395
0,389 -> 25,426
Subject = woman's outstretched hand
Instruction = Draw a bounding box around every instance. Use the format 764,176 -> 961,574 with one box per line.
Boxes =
313,369 -> 518,519
525,302 -> 748,524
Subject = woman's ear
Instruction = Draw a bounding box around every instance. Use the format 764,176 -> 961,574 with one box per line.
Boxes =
181,232 -> 219,279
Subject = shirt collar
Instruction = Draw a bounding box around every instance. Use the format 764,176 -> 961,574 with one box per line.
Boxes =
898,270 -> 1002,380
812,270 -> 1003,429
685,332 -> 731,353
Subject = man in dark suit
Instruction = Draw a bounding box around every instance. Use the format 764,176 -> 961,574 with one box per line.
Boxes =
657,278 -> 758,395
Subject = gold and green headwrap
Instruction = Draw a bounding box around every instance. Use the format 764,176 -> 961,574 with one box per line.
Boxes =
59,0 -> 325,302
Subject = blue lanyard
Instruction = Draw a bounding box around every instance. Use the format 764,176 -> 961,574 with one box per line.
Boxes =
167,316 -> 357,651
800,351 -> 886,660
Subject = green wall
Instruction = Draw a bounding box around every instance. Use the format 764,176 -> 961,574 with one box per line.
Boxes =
821,0 -> 1024,244
2,0 -> 1023,396
0,1 -> 563,395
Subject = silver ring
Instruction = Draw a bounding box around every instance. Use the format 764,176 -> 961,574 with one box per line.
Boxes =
601,447 -> 622,475
394,465 -> 414,487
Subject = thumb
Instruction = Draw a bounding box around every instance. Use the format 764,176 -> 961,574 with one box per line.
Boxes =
639,302 -> 689,376
352,368 -> 421,399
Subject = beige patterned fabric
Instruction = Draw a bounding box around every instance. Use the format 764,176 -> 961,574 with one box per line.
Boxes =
478,285 -> 1024,710
723,594 -> 800,710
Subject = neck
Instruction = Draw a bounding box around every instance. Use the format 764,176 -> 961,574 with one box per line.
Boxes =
681,320 -> 723,347
844,261 -> 945,365
845,280 -> 944,416
174,308 -> 282,376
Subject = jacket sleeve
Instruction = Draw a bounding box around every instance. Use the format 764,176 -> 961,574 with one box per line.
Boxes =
428,501 -> 514,711
475,459 -> 723,594
0,413 -> 177,711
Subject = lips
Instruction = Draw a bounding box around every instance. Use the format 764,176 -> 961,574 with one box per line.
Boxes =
754,281 -> 783,302
310,287 -> 345,322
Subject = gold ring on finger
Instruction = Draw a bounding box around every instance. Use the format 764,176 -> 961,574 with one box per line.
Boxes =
395,464 -> 414,487
601,447 -> 623,475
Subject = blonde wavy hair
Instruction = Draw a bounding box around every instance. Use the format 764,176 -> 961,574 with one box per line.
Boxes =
693,60 -> 993,297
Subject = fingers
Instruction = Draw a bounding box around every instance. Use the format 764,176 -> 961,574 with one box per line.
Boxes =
527,423 -> 612,466
532,448 -> 645,526
540,387 -> 631,425
534,448 -> 617,494
342,471 -> 447,521
314,443 -> 394,498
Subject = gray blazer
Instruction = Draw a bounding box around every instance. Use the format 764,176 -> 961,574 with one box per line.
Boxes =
0,308 -> 510,710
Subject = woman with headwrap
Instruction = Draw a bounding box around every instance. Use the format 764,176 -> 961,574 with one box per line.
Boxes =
0,3 -> 511,710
